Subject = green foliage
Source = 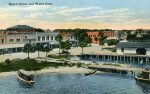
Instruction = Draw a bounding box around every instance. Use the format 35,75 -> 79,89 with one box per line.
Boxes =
23,43 -> 35,58
76,62 -> 82,68
73,29 -> 88,42
84,37 -> 92,44
94,37 -> 98,44
35,28 -> 45,32
64,40 -> 72,52
113,40 -> 119,45
56,34 -> 63,42
99,41 -> 104,45
79,41 -> 87,54
5,59 -> 10,65
44,46 -> 51,57
107,40 -> 119,46
127,31 -> 131,35
103,63 -> 121,67
56,34 -> 63,54
54,55 -> 73,59
35,43 -> 44,58
112,49 -> 116,52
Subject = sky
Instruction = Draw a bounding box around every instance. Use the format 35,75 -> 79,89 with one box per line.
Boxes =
0,0 -> 150,30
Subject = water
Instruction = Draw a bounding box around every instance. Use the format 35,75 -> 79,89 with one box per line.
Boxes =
0,73 -> 150,94
80,57 -> 150,69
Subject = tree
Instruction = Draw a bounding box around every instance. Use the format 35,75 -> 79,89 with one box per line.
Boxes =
35,28 -> 45,32
64,40 -> 72,55
99,41 -> 104,50
79,42 -> 87,54
73,29 -> 88,43
94,37 -> 98,44
98,31 -> 103,37
44,46 -> 51,57
23,43 -> 34,58
35,43 -> 43,58
59,41 -> 65,52
107,40 -> 114,46
84,37 -> 92,46
56,34 -> 63,54
113,40 -> 119,45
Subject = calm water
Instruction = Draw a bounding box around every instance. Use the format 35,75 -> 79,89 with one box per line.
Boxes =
81,57 -> 150,69
0,73 -> 150,94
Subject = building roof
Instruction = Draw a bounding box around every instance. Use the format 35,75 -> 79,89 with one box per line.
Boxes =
7,25 -> 35,30
116,42 -> 150,48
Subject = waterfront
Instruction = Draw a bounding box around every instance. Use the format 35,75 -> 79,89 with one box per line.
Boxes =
0,73 -> 149,94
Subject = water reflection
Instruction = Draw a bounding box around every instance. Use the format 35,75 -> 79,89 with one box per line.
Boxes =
136,81 -> 150,94
17,79 -> 34,88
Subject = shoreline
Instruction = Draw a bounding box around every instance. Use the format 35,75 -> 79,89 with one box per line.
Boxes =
0,66 -> 103,77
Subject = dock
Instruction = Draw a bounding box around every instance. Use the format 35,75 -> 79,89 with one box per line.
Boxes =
86,63 -> 143,75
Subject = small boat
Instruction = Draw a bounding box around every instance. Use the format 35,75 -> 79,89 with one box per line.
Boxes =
84,70 -> 97,76
135,68 -> 150,84
17,70 -> 34,83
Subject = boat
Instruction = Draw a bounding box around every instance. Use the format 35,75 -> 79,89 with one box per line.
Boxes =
84,70 -> 97,76
135,68 -> 150,84
17,70 -> 34,83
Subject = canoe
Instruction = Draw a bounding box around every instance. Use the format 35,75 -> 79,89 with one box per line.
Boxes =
84,70 -> 97,76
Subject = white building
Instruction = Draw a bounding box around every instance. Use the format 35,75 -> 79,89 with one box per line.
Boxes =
116,34 -> 150,56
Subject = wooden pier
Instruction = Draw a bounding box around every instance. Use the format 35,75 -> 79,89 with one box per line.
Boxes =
80,53 -> 150,63
86,63 -> 142,75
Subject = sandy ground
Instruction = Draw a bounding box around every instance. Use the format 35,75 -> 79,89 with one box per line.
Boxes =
0,45 -> 113,77
0,66 -> 104,77
0,45 -> 115,62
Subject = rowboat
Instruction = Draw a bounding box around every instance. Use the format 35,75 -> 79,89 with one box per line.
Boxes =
17,70 -> 34,83
135,69 -> 150,84
84,70 -> 97,76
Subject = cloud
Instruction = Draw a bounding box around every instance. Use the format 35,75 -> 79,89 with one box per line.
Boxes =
57,7 -> 102,15
25,13 -> 43,18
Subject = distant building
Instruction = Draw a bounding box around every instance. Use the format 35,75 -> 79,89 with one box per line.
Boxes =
116,33 -> 150,56
0,25 -> 59,54
36,32 -> 59,49
0,30 -> 6,45
87,31 -> 121,44
7,25 -> 35,33
59,33 -> 78,47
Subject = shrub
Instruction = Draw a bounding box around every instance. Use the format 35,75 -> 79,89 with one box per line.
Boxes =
5,59 -> 10,65
77,62 -> 82,68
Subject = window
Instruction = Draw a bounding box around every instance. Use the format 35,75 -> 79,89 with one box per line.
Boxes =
51,36 -> 53,40
16,39 -> 20,42
9,39 -> 13,43
121,48 -> 124,52
25,36 -> 27,39
38,36 -> 40,41
93,35 -> 96,37
1,39 -> 4,44
42,37 -> 45,41
46,36 -> 49,40
70,36 -> 73,39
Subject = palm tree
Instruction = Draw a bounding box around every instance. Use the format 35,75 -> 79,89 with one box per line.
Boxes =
44,46 -> 51,57
35,43 -> 43,58
79,41 -> 87,54
23,43 -> 34,58
64,40 -> 72,55
56,34 -> 63,54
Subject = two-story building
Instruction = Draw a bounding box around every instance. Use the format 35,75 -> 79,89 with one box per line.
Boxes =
59,33 -> 78,47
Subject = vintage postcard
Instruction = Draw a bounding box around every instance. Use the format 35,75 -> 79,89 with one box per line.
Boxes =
0,0 -> 150,94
